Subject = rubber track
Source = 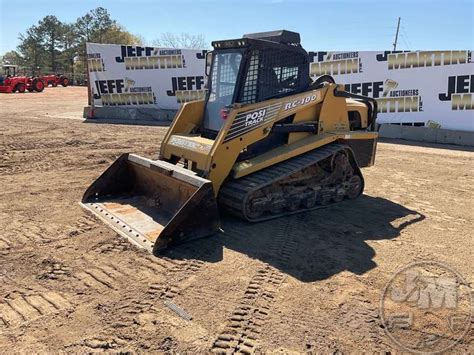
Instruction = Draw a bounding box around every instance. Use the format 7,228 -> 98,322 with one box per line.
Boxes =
219,143 -> 362,222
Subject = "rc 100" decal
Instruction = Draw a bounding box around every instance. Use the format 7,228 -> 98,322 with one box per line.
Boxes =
284,93 -> 319,111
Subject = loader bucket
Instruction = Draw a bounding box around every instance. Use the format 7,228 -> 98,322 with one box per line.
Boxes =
81,154 -> 220,254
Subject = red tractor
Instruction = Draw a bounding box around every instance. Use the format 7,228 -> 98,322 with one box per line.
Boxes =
42,74 -> 69,87
0,65 -> 45,93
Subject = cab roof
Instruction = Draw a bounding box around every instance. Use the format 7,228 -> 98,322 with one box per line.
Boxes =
212,30 -> 303,50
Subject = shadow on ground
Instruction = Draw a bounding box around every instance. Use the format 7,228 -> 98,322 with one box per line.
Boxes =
162,195 -> 425,282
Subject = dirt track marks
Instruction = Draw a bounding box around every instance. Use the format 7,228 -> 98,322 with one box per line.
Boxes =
336,299 -> 385,349
212,219 -> 297,353
212,266 -> 285,353
0,291 -> 71,328
0,138 -> 114,176
0,237 -> 12,254
97,238 -> 132,254
0,224 -> 50,253
100,255 -> 207,331
79,337 -> 130,351
39,259 -> 72,280
0,215 -> 97,254
73,263 -> 131,292
97,238 -> 206,278
66,215 -> 97,236
124,256 -> 207,314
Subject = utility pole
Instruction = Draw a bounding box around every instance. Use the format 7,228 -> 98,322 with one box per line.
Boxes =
393,17 -> 401,51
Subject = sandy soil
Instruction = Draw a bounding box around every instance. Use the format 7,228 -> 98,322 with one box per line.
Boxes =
0,87 -> 472,353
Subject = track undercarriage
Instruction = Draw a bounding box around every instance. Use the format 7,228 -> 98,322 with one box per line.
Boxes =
219,144 -> 364,222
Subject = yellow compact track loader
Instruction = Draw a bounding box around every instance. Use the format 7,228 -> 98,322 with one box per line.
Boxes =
81,30 -> 378,254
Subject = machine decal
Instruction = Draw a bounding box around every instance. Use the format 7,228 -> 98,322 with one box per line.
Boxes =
245,108 -> 267,127
283,93 -> 319,111
169,136 -> 212,153
224,102 -> 282,142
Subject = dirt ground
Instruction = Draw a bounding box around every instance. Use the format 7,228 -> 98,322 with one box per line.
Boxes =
0,87 -> 472,353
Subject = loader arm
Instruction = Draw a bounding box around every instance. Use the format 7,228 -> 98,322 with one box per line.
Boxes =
160,83 -> 377,195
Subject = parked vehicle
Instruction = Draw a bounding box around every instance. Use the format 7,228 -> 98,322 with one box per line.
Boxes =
42,74 -> 70,87
0,65 -> 45,93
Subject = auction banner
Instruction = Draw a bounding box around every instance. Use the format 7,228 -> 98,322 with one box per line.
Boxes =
87,43 -> 473,131
86,43 -> 207,110
309,51 -> 473,131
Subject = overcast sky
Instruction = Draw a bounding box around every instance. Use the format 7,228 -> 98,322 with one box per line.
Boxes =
1,0 -> 473,55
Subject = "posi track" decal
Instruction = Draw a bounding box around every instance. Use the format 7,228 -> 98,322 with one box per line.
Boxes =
224,103 -> 281,142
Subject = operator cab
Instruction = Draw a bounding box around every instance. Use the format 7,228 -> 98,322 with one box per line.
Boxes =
0,65 -> 18,85
202,30 -> 310,137
2,65 -> 18,77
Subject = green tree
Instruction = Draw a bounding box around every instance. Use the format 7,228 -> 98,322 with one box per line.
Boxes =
75,7 -> 115,44
1,50 -> 23,66
59,24 -> 80,73
75,13 -> 94,42
37,15 -> 64,73
90,7 -> 115,43
102,24 -> 143,45
18,25 -> 45,75
74,8 -> 141,78
13,6 -> 144,77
